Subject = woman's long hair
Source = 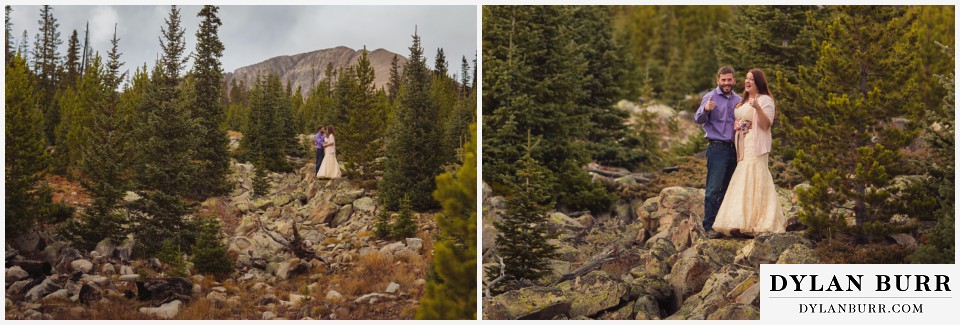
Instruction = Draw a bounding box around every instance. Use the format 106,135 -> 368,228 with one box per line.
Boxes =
327,126 -> 335,136
739,68 -> 774,106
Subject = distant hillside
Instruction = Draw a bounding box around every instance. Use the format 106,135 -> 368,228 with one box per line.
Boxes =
225,46 -> 408,95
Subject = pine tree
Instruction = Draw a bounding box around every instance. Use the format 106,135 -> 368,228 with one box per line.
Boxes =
783,6 -> 928,240
341,46 -> 386,179
58,54 -> 131,250
387,54 -> 402,106
430,47 -> 459,164
611,6 -> 732,104
574,6 -> 652,170
130,6 -> 197,256
5,54 -> 52,238
373,209 -> 392,239
104,24 -> 127,91
717,6 -> 822,84
34,5 -> 62,145
379,30 -> 444,210
416,124 -> 477,320
252,156 -> 270,197
241,73 -> 293,172
157,239 -> 188,277
61,29 -> 81,89
459,56 -> 470,95
483,6 -> 612,212
434,47 -> 447,77
190,216 -> 234,278
329,66 -> 355,128
5,6 -> 12,65
189,5 -> 230,198
488,130 -> 558,286
909,43 -> 954,264
393,195 -> 417,239
135,5 -> 194,196
908,6 -> 955,118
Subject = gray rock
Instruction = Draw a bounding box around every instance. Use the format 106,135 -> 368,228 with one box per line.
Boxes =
385,282 -> 400,293
334,190 -> 364,205
101,263 -> 116,276
776,243 -> 820,264
276,259 -> 309,280
6,266 -> 29,283
139,300 -> 183,319
148,258 -> 163,271
332,204 -> 353,228
670,264 -> 756,319
95,239 -> 116,258
485,286 -> 570,320
25,277 -> 61,302
81,274 -> 111,287
71,259 -> 94,274
406,238 -> 423,253
733,233 -> 811,268
557,270 -> 628,318
379,241 -> 406,256
41,241 -> 66,265
354,292 -> 388,304
262,311 -> 277,320
259,294 -> 280,305
352,197 -> 376,214
116,237 -> 135,262
124,191 -> 141,203
326,290 -> 343,301
358,247 -> 377,257
14,231 -> 41,253
666,240 -> 743,309
120,265 -> 136,275
707,303 -> 760,320
42,289 -> 70,302
207,291 -> 228,308
119,274 -> 141,282
889,233 -> 918,250
7,279 -> 33,295
634,296 -> 661,320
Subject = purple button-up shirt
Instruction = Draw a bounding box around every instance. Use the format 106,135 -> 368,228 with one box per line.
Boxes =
694,87 -> 741,142
315,132 -> 326,149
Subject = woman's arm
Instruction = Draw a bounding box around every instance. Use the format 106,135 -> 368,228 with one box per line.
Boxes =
752,96 -> 774,131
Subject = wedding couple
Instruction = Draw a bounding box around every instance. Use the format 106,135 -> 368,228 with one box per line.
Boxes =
314,125 -> 342,179
695,66 -> 785,239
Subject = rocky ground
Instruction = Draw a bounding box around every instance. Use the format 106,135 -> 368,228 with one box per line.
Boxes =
480,180 -> 905,320
6,156 -> 435,320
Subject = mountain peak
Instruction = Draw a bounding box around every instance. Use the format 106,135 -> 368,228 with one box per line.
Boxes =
227,46 -> 408,95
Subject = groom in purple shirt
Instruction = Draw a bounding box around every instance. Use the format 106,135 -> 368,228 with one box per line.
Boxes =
694,66 -> 741,239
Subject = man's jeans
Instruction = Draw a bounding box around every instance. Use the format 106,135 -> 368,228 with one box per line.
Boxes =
703,141 -> 737,232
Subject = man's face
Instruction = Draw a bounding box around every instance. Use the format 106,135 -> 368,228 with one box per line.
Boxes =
717,73 -> 735,95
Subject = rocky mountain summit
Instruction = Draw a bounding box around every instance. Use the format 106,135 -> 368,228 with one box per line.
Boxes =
481,182 -> 818,320
6,154 -> 434,320
226,46 -> 408,97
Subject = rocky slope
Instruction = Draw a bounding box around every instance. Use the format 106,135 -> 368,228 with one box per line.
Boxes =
6,153 -> 434,320
481,182 -> 818,320
226,47 -> 408,97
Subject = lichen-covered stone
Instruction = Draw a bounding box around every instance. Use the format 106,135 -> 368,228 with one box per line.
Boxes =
776,243 -> 819,264
557,270 -> 628,318
485,286 -> 570,320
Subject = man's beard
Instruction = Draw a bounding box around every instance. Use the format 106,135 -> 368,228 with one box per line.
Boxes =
720,85 -> 733,95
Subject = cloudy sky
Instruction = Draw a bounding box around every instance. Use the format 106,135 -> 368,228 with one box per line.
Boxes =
7,5 -> 477,75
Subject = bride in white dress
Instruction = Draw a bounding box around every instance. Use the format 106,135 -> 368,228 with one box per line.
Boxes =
316,126 -> 342,179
